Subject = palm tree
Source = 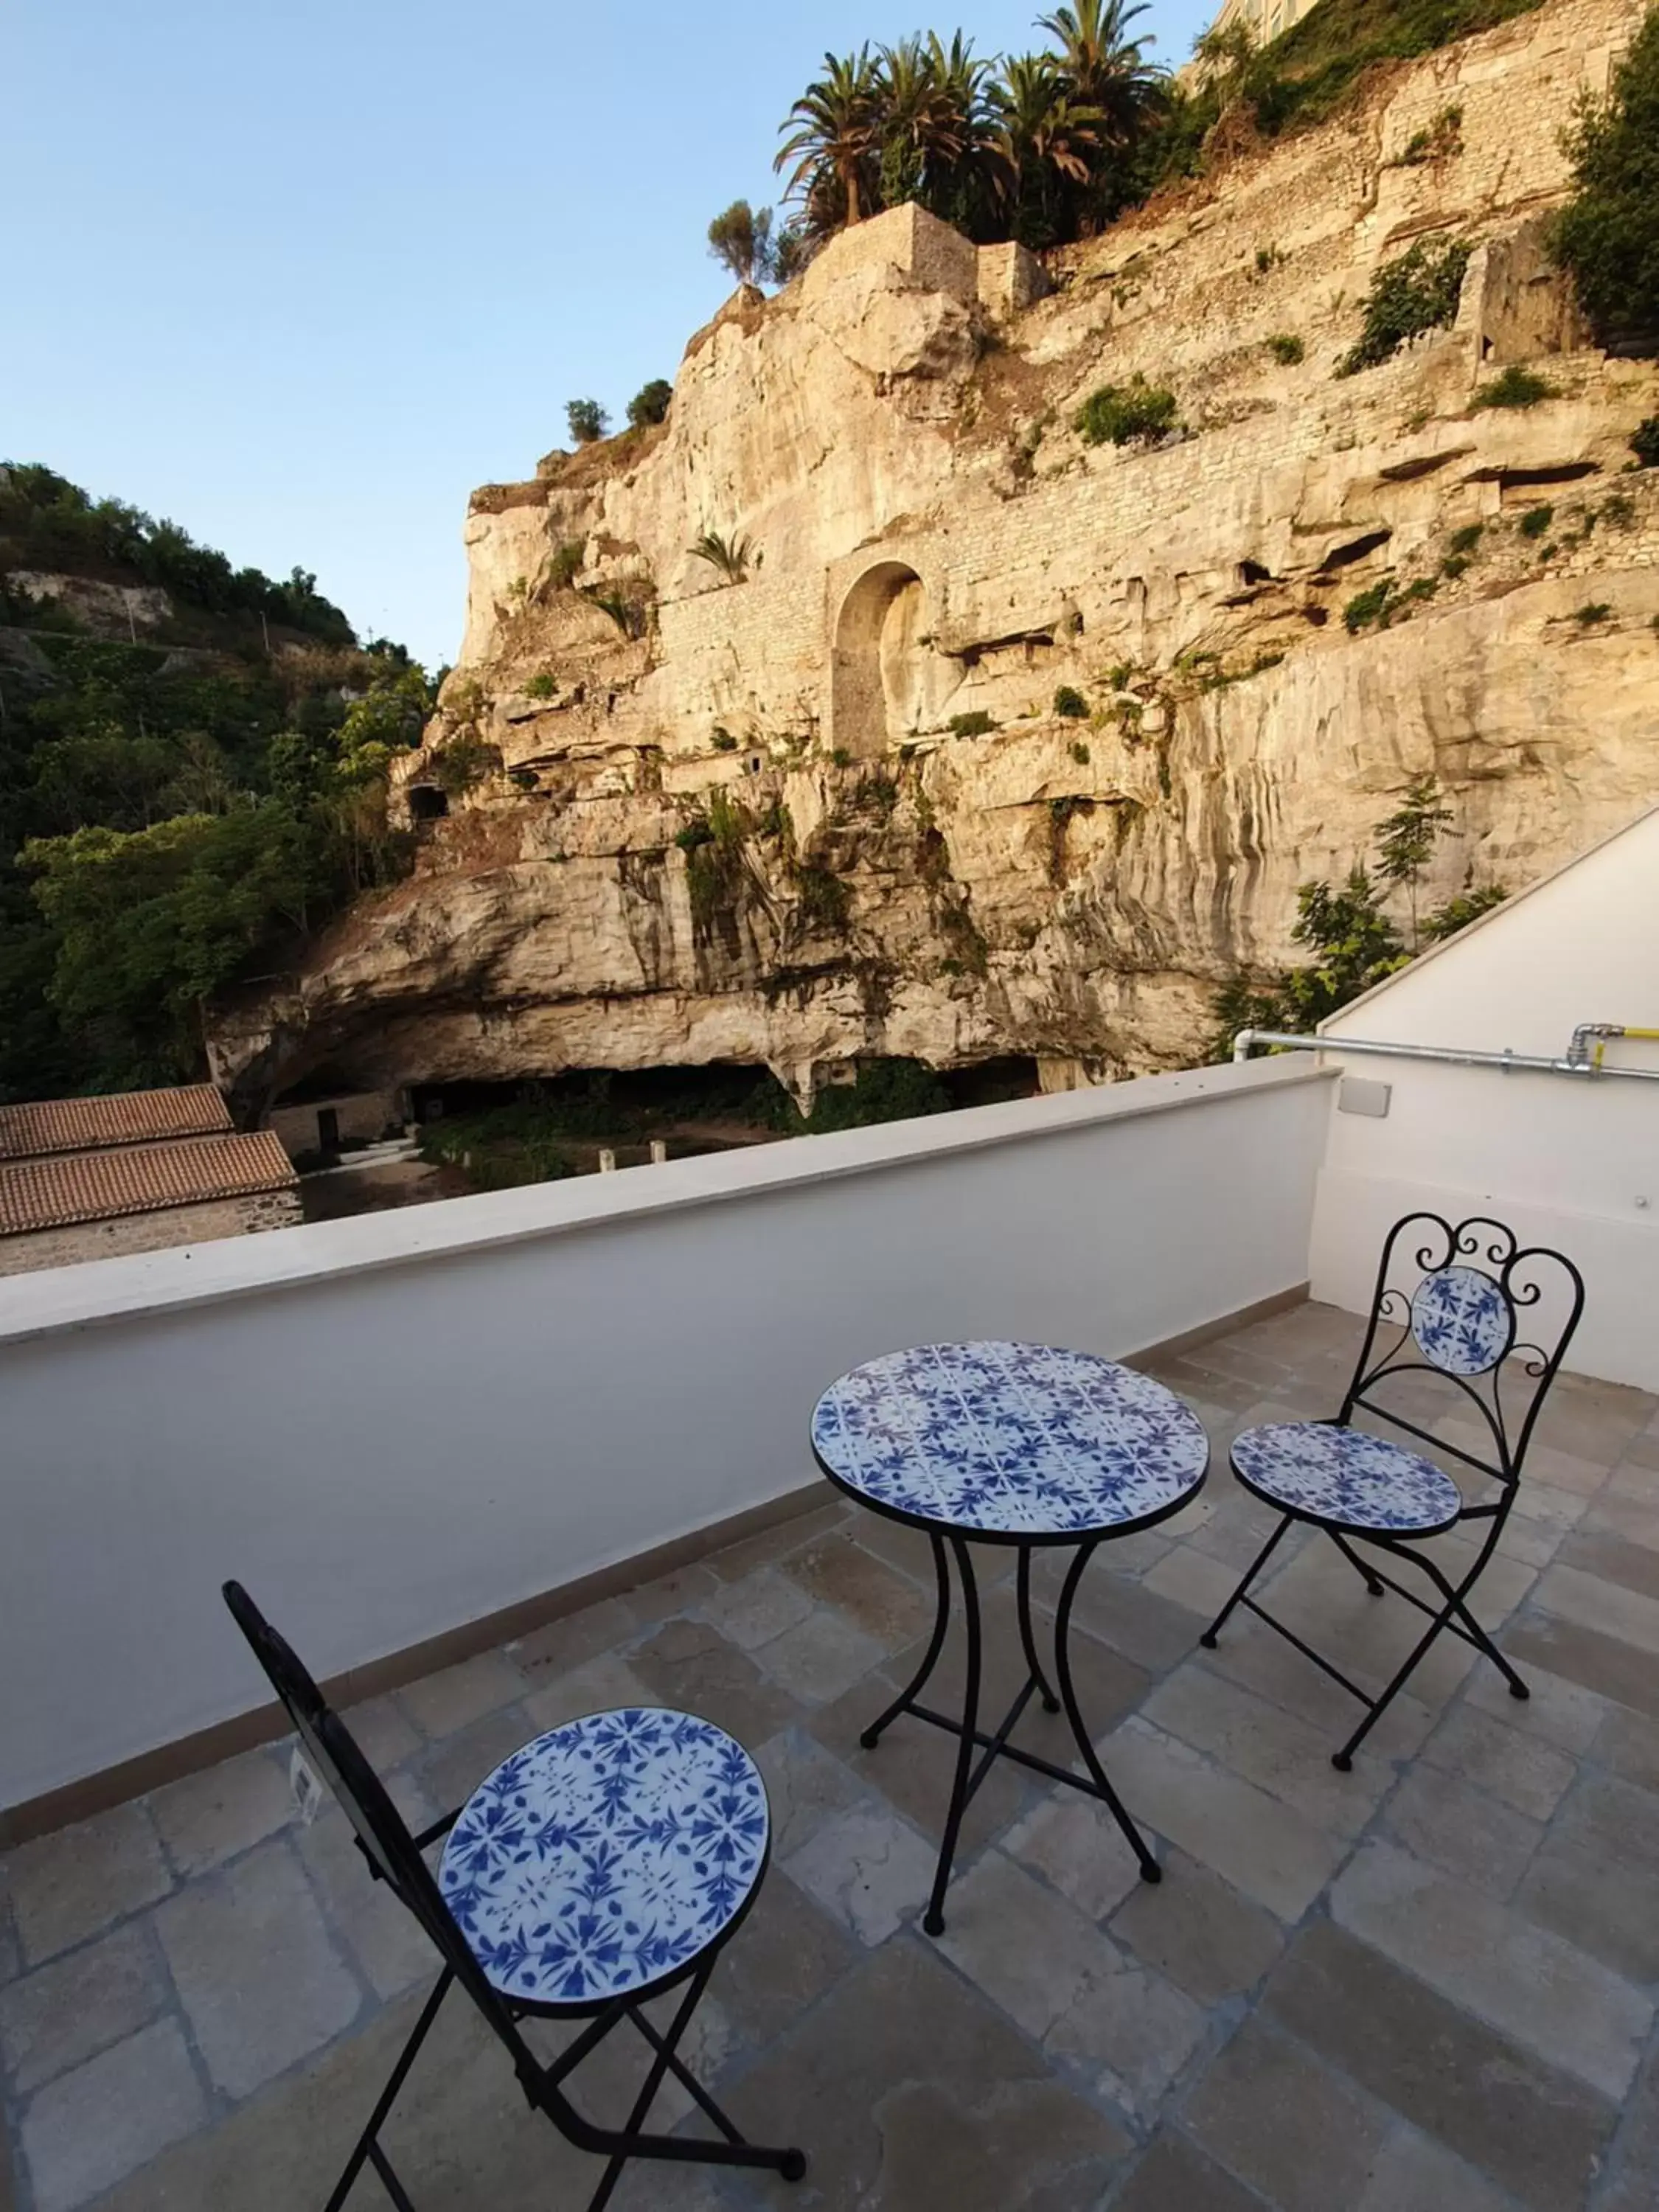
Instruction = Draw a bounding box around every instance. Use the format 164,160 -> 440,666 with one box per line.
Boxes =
918,32 -> 1009,233
776,49 -> 883,231
1039,0 -> 1168,147
688,531 -> 754,585
875,36 -> 949,208
1000,54 -> 1106,211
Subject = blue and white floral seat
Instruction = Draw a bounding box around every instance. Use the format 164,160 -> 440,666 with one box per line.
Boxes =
1231,1422 -> 1463,1537
222,1584 -> 806,2212
440,1708 -> 768,2008
1200,1215 -> 1585,1772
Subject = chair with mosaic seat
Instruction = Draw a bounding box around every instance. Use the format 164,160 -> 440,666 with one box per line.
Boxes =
1198,1214 -> 1585,1770
223,1582 -> 807,2212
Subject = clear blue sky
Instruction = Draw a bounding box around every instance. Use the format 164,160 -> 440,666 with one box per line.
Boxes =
6,1 -> 1211,668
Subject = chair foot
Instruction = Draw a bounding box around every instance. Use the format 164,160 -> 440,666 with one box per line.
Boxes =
922,1908 -> 946,1937
1138,1860 -> 1163,1885
1199,1632 -> 1218,1649
780,2149 -> 808,2183
859,1728 -> 883,1750
1041,1694 -> 1061,1714
1509,1680 -> 1531,1701
1332,1751 -> 1353,1773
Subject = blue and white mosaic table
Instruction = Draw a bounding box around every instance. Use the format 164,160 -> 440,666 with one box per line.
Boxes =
810,1342 -> 1209,1930
811,1340 -> 1210,1542
440,1708 -> 768,2009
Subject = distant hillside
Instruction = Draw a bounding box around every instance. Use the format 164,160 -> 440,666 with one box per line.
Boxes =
0,464 -> 433,1105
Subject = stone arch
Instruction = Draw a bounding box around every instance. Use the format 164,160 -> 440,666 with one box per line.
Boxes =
830,562 -> 959,759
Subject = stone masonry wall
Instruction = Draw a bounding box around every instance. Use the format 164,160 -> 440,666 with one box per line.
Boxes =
0,1191 -> 303,1279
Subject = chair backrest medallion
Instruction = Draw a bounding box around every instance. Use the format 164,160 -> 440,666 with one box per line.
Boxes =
1339,1214 -> 1586,1487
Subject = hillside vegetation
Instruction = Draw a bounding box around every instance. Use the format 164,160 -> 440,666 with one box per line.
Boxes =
701,0 -> 1548,272
0,465 -> 434,1102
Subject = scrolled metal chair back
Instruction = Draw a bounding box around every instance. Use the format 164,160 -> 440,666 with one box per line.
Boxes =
1339,1214 -> 1585,1486
221,1582 -> 524,2050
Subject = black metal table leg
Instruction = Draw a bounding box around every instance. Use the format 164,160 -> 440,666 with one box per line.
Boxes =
922,1535 -> 982,1937
861,1532 -> 950,1750
1054,1541 -> 1161,1882
1017,1545 -> 1062,1714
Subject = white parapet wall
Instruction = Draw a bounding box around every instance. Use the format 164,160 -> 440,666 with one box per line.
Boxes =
0,1058 -> 1332,1820
1310,808 -> 1659,1392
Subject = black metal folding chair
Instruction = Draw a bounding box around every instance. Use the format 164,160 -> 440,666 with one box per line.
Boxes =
1198,1214 -> 1585,1770
223,1582 -> 806,2212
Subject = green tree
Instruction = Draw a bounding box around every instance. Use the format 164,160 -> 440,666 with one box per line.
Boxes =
872,35 -> 1004,226
1548,4 -> 1659,343
776,48 -> 884,232
771,219 -> 813,283
1040,0 -> 1168,223
566,398 -> 610,445
627,379 -> 674,429
1374,773 -> 1454,947
1337,237 -> 1474,375
1209,776 -> 1494,1056
25,807 -> 324,1082
994,55 -> 1105,246
707,201 -> 776,285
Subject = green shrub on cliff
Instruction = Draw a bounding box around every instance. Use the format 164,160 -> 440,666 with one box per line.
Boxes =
626,380 -> 674,429
1549,4 -> 1659,346
1074,378 -> 1180,448
1211,778 -> 1504,1055
1471,364 -> 1557,409
1338,237 -> 1473,375
566,398 -> 609,445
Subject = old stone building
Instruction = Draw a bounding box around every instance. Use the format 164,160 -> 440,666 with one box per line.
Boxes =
0,1089 -> 300,1276
1199,0 -> 1325,58
209,0 -> 1659,1115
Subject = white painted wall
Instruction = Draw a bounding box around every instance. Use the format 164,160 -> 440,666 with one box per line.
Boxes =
1310,808 -> 1659,1390
0,1060 -> 1332,1816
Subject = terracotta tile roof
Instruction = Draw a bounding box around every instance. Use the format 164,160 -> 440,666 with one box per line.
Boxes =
0,1085 -> 232,1161
0,1132 -> 298,1238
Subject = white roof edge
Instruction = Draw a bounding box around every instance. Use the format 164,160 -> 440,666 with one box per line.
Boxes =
0,1057 -> 1331,1350
1318,801 -> 1659,1034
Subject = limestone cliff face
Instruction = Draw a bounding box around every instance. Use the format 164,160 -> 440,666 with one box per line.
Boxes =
213,0 -> 1659,1107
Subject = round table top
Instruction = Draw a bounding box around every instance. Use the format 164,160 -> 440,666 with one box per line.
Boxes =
439,1708 -> 768,2011
811,1340 -> 1209,1543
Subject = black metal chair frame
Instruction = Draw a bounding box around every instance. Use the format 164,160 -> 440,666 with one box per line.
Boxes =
1198,1214 -> 1586,1770
223,1583 -> 806,2212
811,1467 -> 1209,1933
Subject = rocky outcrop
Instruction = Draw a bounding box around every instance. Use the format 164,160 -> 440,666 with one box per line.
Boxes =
212,0 -> 1659,1109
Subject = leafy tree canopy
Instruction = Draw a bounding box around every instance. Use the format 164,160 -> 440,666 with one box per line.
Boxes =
1,463 -> 432,1100
0,463 -> 353,646
1549,3 -> 1659,345
753,0 -> 1543,260
626,379 -> 675,429
1210,778 -> 1506,1056
566,398 -> 610,445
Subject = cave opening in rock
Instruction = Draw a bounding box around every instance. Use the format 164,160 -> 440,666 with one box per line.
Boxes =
408,785 -> 449,821
404,1055 -> 1043,1169
940,1057 -> 1042,1108
410,1066 -> 791,1155
1317,529 -> 1394,574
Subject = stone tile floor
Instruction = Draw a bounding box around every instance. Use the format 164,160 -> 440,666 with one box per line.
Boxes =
3,1299 -> 1659,2211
